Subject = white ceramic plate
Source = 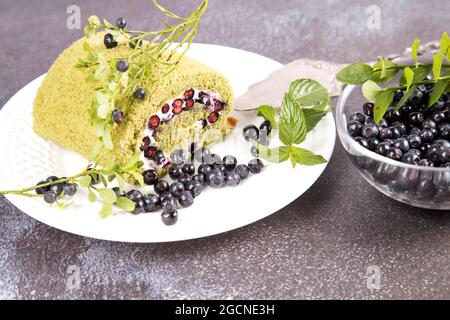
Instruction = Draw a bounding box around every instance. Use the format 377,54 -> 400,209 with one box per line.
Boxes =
0,43 -> 335,243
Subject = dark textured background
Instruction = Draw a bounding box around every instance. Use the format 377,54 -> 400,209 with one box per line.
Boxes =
1,0 -> 450,300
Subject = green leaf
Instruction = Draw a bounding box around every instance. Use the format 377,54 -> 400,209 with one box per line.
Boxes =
288,79 -> 329,107
336,62 -> 373,85
371,59 -> 398,83
88,15 -> 101,26
394,85 -> 417,112
129,171 -> 144,187
97,188 -> 118,204
88,188 -> 97,202
441,32 -> 449,57
257,105 -> 277,128
93,121 -> 105,137
303,108 -> 327,132
97,103 -> 110,120
256,145 -> 291,163
115,174 -> 126,192
289,147 -> 327,167
373,90 -> 395,124
103,128 -> 113,150
279,93 -> 307,145
99,203 -> 113,219
411,39 -> 421,67
95,65 -> 111,82
124,153 -> 142,170
89,141 -> 104,161
79,175 -> 92,188
400,65 -> 430,85
404,67 -> 415,91
115,197 -> 136,212
433,51 -> 444,81
428,79 -> 450,107
362,80 -> 382,100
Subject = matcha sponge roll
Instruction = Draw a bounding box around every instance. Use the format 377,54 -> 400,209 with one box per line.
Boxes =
33,37 -> 234,171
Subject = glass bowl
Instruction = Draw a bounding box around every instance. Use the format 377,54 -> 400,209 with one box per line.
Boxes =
336,85 -> 450,210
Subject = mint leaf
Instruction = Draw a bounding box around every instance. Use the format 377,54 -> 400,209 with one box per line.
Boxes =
303,108 -> 327,132
97,188 -> 118,204
394,85 -> 417,112
428,78 -> 450,107
289,147 -> 327,167
257,105 -> 277,128
256,145 -> 291,163
99,203 -> 113,219
411,39 -> 421,67
336,62 -> 373,85
362,80 -> 382,100
279,93 -> 307,145
288,79 -> 328,107
371,59 -> 398,83
404,67 -> 414,91
115,197 -> 136,212
432,51 -> 443,81
373,90 -> 395,124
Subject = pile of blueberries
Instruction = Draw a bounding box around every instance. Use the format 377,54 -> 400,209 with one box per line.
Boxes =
348,85 -> 450,167
35,176 -> 78,204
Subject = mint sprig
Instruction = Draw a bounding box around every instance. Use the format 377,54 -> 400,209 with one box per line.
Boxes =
256,79 -> 330,168
336,32 -> 450,124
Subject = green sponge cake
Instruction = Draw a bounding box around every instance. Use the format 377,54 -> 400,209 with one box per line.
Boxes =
33,37 -> 234,172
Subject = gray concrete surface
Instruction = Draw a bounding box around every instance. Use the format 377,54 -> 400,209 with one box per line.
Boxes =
1,0 -> 450,299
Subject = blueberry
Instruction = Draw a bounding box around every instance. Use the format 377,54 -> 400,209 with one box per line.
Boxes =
367,138 -> 380,150
132,199 -> 145,215
185,180 -> 203,198
194,147 -> 211,163
116,17 -> 127,29
116,60 -> 129,73
258,134 -> 270,146
434,139 -> 450,149
170,181 -> 184,197
191,174 -> 206,186
155,150 -> 166,165
421,129 -> 435,143
213,164 -> 227,174
390,127 -> 402,139
235,164 -> 250,179
378,118 -> 389,128
63,183 -> 77,196
206,172 -> 225,188
401,152 -> 420,165
391,121 -> 407,135
142,194 -> 161,212
248,158 -> 264,174
178,173 -> 191,186
408,112 -> 424,126
250,146 -> 259,157
422,119 -> 437,130
161,210 -> 178,226
104,33 -> 118,49
394,90 -> 404,102
226,172 -> 241,186
133,88 -> 146,100
259,120 -> 272,136
35,181 -> 49,195
363,102 -> 374,116
394,138 -> 410,153
409,127 -> 422,136
46,176 -> 59,183
362,124 -> 379,139
206,154 -> 222,166
243,125 -> 259,141
438,123 -> 450,140
433,111 -> 446,124
223,155 -> 237,171
407,134 -> 422,148
126,190 -> 143,202
44,191 -> 58,204
49,184 -> 63,196
354,137 -> 369,149
160,191 -> 175,204
347,121 -> 363,137
385,109 -> 401,123
182,163 -> 195,175
419,143 -> 432,155
375,143 -> 390,156
169,165 -> 183,180
143,169 -> 159,186
386,148 -> 402,161
349,112 -> 366,124
198,164 -> 212,175
379,127 -> 392,140
170,149 -> 186,165
437,148 -> 450,163
154,180 -> 170,195
178,191 -> 194,208
408,90 -> 424,105
161,197 -> 178,212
